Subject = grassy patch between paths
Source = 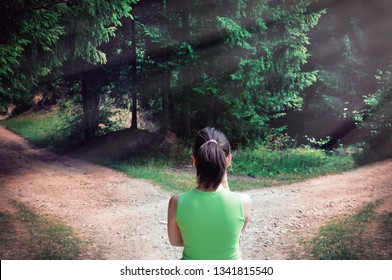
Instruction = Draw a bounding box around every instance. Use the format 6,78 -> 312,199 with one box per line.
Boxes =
0,110 -> 81,154
2,111 -> 356,193
109,158 -> 196,193
106,147 -> 355,193
310,200 -> 392,259
1,111 -> 63,151
108,158 -> 279,193
230,147 -> 355,180
0,200 -> 82,260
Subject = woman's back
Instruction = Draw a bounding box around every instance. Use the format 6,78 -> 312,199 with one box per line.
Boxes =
176,189 -> 245,260
167,127 -> 251,259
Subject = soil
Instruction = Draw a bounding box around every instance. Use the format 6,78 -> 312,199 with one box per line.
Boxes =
0,125 -> 391,260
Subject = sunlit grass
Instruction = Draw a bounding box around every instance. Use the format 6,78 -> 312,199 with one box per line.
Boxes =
1,110 -> 356,192
0,111 -> 63,151
108,159 -> 196,192
310,200 -> 392,259
1,200 -> 82,259
230,146 -> 355,180
106,147 -> 353,193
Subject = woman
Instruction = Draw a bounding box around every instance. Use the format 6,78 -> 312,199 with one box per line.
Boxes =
167,127 -> 251,260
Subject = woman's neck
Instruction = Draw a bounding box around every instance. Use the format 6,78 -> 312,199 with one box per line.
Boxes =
197,173 -> 230,192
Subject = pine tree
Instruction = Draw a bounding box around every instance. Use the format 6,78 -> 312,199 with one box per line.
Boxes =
0,0 -> 138,138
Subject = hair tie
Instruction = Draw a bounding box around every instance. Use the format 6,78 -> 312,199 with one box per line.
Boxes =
199,139 -> 218,149
206,139 -> 218,144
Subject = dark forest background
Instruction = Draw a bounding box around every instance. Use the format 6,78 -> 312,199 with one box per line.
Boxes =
1,0 -> 392,162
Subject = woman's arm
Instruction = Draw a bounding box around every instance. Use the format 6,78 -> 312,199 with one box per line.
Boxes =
241,193 -> 252,231
167,194 -> 184,247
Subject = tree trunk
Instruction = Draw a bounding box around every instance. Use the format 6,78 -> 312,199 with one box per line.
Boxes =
161,70 -> 171,131
181,7 -> 192,137
206,95 -> 215,126
81,72 -> 100,141
130,17 -> 138,130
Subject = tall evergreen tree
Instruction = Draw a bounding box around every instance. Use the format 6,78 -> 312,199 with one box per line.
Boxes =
137,0 -> 323,143
278,0 -> 392,147
0,0 -> 138,138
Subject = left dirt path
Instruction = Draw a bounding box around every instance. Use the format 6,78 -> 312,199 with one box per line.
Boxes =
0,125 -> 181,259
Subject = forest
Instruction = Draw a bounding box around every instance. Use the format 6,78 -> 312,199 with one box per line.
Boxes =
1,0 -> 392,162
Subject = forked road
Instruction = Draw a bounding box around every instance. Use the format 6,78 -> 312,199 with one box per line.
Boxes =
0,125 -> 391,259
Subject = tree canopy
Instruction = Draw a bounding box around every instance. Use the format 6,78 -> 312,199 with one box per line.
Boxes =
1,0 -> 136,111
1,0 -> 392,151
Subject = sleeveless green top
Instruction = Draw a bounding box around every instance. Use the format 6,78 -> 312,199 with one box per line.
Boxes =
176,189 -> 245,260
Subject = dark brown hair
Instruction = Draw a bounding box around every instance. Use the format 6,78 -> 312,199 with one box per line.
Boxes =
193,127 -> 231,191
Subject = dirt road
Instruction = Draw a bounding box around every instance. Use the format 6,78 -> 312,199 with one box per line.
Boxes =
0,125 -> 391,259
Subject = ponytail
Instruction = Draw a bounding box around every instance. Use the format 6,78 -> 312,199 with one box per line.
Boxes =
193,127 -> 231,190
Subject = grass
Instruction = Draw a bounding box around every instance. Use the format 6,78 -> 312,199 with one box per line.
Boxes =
108,158 -> 196,192
105,146 -> 354,193
1,110 -> 356,192
107,157 -> 279,193
0,109 -> 81,153
310,200 -> 392,259
0,199 -> 82,260
1,110 -> 61,149
230,146 -> 355,181
0,211 -> 13,244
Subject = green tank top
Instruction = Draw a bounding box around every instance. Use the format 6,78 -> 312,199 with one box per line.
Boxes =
176,189 -> 245,260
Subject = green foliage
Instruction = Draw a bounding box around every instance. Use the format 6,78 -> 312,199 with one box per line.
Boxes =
1,0 -> 67,107
306,2 -> 372,121
127,0 -> 324,143
363,67 -> 392,134
214,1 -> 324,143
56,98 -> 84,146
216,17 -> 254,51
5,0 -> 389,154
304,135 -> 332,148
0,0 -> 137,110
355,64 -> 392,164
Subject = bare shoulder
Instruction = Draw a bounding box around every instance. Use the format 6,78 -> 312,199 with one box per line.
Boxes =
167,194 -> 183,246
240,193 -> 252,217
168,194 -> 181,224
240,193 -> 252,206
168,194 -> 181,212
169,194 -> 181,205
239,193 -> 251,230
